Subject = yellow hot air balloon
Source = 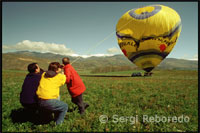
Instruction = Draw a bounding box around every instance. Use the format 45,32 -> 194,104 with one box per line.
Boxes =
116,4 -> 182,72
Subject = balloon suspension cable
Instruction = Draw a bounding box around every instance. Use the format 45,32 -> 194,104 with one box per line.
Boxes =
71,17 -> 134,65
71,31 -> 115,65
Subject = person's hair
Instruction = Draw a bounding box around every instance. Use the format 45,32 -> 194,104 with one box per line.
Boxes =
48,62 -> 61,72
27,63 -> 38,73
62,57 -> 70,65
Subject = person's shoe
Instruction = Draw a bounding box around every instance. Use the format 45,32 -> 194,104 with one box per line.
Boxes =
56,120 -> 64,125
68,107 -> 78,112
84,103 -> 89,110
79,110 -> 85,115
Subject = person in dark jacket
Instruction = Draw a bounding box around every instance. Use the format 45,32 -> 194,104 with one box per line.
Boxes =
20,63 -> 44,115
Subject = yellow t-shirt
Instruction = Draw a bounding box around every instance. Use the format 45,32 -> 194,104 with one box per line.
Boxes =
36,72 -> 66,99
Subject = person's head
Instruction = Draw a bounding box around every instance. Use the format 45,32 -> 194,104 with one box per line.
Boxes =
48,62 -> 62,73
27,63 -> 40,73
62,57 -> 70,65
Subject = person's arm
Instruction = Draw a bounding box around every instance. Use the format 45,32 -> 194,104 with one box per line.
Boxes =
64,67 -> 71,83
59,74 -> 67,86
40,68 -> 45,74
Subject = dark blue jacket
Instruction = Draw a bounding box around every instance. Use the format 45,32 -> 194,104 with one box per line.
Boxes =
20,70 -> 44,104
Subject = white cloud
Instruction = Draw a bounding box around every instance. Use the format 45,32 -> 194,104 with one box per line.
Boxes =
107,47 -> 122,54
179,54 -> 198,61
70,53 -> 114,58
180,54 -> 189,60
2,40 -> 118,58
188,54 -> 198,61
3,40 -> 74,55
2,45 -> 12,50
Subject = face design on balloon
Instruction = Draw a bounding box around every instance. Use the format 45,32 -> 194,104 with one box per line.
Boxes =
116,5 -> 182,72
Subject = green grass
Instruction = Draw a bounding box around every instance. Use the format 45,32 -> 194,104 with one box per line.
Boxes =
2,69 -> 198,132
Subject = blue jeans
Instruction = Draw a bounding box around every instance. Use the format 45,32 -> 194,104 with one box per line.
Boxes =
38,99 -> 68,125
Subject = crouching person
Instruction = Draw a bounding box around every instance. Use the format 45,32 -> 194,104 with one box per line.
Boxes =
36,62 -> 68,125
20,63 -> 44,121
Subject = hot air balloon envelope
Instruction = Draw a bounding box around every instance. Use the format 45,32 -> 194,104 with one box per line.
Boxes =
116,5 -> 182,72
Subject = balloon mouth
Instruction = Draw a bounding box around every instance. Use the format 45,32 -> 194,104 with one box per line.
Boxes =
144,67 -> 154,72
128,50 -> 169,72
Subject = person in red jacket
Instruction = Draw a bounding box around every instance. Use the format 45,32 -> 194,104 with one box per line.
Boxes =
62,57 -> 89,115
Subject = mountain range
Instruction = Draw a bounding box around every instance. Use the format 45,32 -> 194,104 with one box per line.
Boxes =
2,51 -> 198,72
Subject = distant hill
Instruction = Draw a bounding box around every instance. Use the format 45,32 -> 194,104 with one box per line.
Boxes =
157,58 -> 198,70
2,51 -> 198,72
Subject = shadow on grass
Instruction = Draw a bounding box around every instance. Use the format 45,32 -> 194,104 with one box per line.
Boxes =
10,107 -> 78,125
10,108 -> 53,125
80,75 -> 152,77
80,75 -> 131,77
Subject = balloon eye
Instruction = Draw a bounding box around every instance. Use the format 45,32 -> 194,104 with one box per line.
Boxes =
159,44 -> 166,52
129,5 -> 161,19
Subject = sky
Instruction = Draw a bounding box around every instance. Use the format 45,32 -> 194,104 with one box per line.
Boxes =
2,2 -> 198,60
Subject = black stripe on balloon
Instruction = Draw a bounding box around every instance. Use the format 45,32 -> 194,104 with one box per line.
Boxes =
130,52 -> 168,62
116,32 -> 135,40
134,23 -> 181,42
116,22 -> 180,41
116,22 -> 181,47
163,22 -> 182,39
129,5 -> 161,19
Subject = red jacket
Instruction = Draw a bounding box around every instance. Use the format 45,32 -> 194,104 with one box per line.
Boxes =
63,64 -> 86,97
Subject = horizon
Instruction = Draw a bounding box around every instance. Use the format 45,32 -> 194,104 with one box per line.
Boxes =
3,50 -> 198,61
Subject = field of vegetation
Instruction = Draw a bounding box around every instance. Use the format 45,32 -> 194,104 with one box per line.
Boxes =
2,69 -> 198,132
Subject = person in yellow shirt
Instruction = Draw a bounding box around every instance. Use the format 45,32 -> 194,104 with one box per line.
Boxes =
37,62 -> 67,125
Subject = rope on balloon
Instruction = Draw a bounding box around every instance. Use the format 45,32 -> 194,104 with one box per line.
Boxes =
70,17 -> 134,65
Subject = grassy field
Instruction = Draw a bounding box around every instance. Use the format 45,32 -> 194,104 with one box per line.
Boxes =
2,69 -> 198,132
